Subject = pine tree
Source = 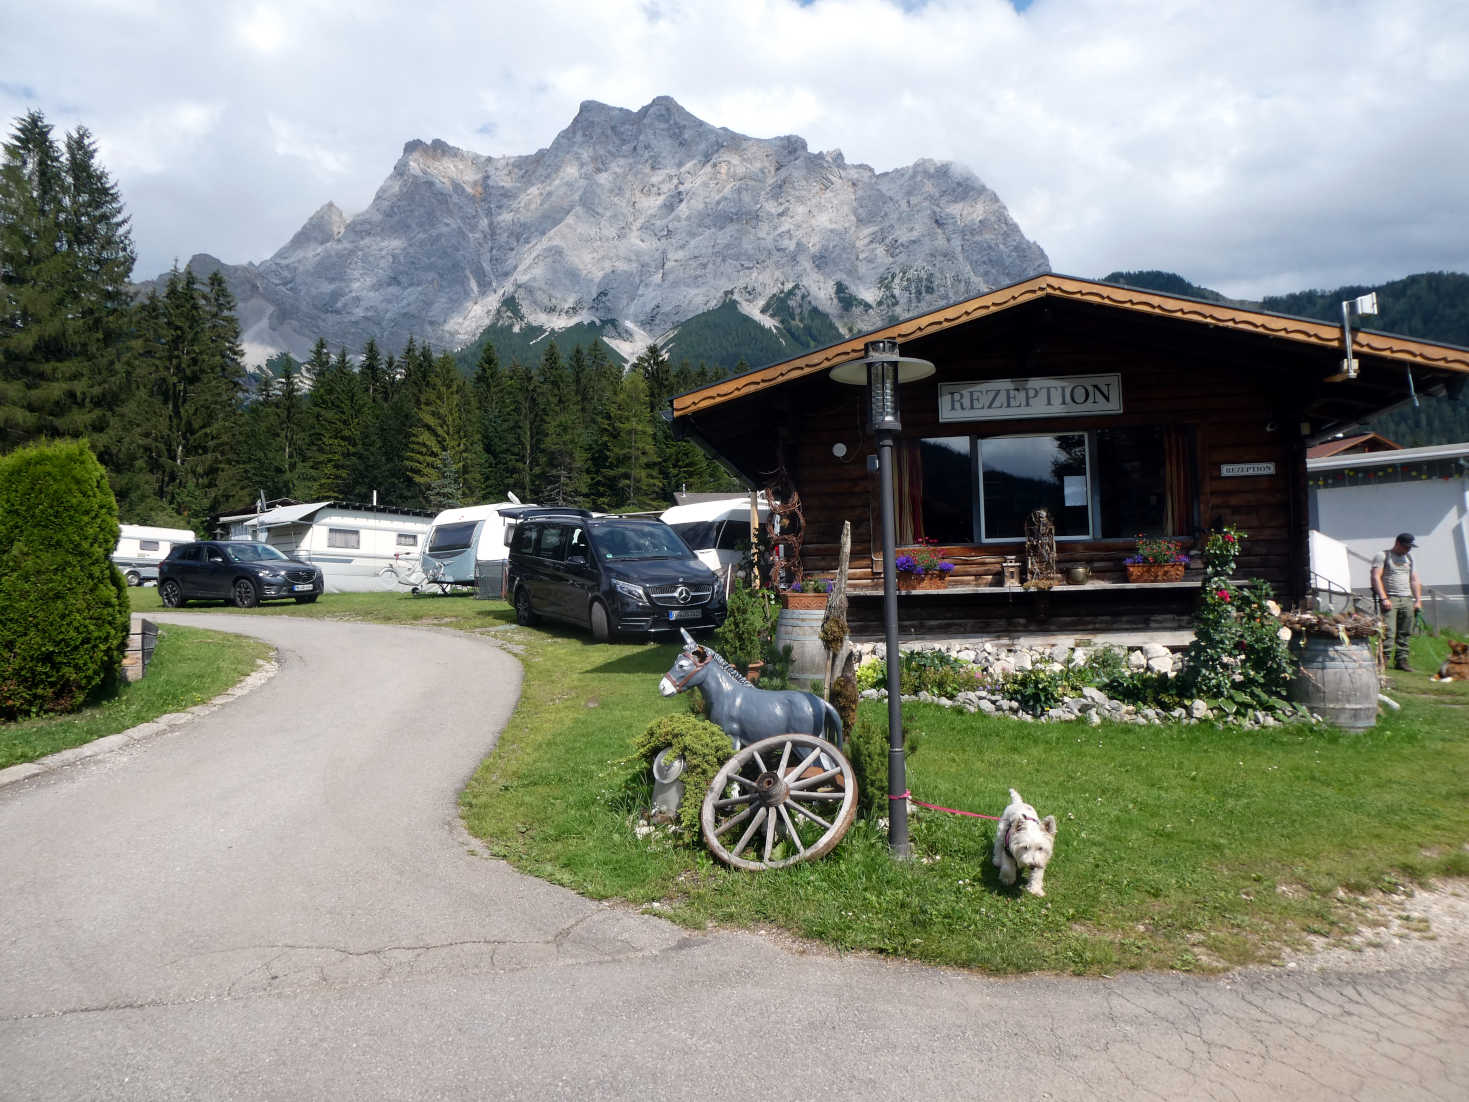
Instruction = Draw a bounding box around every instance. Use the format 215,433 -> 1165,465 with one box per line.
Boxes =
0,111 -> 104,448
599,371 -> 661,510
501,357 -> 539,502
307,345 -> 368,499
405,352 -> 479,507
471,339 -> 512,498
533,341 -> 587,505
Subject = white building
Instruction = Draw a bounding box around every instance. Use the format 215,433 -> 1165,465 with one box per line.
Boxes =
1308,441 -> 1469,630
219,501 -> 434,593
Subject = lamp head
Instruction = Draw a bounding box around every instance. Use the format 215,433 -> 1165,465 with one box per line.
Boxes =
829,339 -> 935,434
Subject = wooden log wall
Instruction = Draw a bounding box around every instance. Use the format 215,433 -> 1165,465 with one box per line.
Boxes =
697,307 -> 1315,617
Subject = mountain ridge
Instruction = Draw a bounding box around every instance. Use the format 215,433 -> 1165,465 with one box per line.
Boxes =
136,95 -> 1050,365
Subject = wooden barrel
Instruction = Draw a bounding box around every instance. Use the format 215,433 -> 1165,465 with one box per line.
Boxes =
774,607 -> 830,694
1288,636 -> 1379,730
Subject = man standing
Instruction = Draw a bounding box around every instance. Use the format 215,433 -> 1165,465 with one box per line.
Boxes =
1371,533 -> 1422,672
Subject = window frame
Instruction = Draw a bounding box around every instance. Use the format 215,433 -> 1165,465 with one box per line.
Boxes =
974,431 -> 1096,544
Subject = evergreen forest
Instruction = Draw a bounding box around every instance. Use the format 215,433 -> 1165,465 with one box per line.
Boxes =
1,111 -> 737,531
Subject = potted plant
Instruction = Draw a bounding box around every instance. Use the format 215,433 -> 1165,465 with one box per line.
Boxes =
894,538 -> 956,590
780,575 -> 831,610
713,581 -> 778,678
1124,534 -> 1189,583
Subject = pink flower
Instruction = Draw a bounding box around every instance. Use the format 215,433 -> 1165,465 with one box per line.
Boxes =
1216,589 -> 1231,602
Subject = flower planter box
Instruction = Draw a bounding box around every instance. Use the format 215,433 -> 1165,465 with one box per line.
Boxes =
780,591 -> 829,611
896,573 -> 949,591
1125,562 -> 1187,583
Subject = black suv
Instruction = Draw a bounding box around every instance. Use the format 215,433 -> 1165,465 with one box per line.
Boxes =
506,511 -> 725,641
158,541 -> 324,608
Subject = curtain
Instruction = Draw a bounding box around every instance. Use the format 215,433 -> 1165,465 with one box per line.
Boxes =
894,440 -> 925,545
1163,426 -> 1195,535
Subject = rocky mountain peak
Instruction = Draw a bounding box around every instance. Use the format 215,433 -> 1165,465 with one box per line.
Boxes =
154,96 -> 1049,365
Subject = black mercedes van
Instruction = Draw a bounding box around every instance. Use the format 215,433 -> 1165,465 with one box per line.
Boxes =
505,510 -> 726,642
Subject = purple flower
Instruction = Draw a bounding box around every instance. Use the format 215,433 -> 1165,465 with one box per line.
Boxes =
937,562 -> 955,574
895,554 -> 923,575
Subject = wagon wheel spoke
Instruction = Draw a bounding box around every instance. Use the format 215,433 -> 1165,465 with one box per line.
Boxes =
733,807 -> 767,857
777,804 -> 807,855
701,734 -> 858,871
712,804 -> 756,838
785,746 -> 823,781
786,799 -> 835,832
789,766 -> 844,790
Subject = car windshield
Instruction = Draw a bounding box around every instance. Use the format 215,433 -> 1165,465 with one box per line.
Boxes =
225,543 -> 289,563
593,522 -> 693,561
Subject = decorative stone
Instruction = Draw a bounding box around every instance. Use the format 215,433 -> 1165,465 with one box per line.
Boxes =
1190,698 -> 1209,719
1143,643 -> 1170,659
1127,649 -> 1147,670
1147,654 -> 1174,674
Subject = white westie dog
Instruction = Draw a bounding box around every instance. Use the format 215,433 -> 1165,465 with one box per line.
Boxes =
993,788 -> 1058,896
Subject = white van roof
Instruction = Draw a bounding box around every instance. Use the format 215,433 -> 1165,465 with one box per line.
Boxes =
119,524 -> 196,541
660,495 -> 768,526
429,501 -> 531,526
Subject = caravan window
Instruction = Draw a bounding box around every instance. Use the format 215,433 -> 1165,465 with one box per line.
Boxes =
669,521 -> 719,550
428,521 -> 477,553
328,528 -> 360,549
396,533 -> 418,547
140,539 -> 160,552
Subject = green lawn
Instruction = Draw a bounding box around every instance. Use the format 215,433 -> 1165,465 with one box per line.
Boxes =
121,588 -> 1469,974
1,623 -> 270,769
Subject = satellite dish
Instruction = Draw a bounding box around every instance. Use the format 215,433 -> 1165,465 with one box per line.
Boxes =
508,491 -> 522,504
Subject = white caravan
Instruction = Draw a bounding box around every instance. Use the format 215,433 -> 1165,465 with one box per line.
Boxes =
224,502 -> 434,593
420,498 -> 539,594
113,524 -> 196,586
659,496 -> 768,575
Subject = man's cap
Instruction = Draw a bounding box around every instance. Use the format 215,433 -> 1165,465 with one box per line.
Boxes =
1396,532 -> 1416,547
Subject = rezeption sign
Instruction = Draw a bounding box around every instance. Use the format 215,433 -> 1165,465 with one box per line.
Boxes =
938,374 -> 1123,422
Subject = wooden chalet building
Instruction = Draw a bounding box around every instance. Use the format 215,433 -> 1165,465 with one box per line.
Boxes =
669,274 -> 1469,638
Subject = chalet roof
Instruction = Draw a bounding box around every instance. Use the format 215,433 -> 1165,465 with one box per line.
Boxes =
1306,432 -> 1403,459
670,273 -> 1469,420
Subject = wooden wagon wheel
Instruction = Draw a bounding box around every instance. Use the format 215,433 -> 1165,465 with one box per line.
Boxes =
700,734 -> 858,870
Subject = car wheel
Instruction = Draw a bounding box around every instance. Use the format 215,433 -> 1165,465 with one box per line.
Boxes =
590,601 -> 613,643
294,594 -> 319,604
160,580 -> 185,608
232,578 -> 260,608
514,587 -> 538,626
124,570 -> 142,587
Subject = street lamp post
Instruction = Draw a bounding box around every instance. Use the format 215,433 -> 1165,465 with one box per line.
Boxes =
831,338 -> 934,858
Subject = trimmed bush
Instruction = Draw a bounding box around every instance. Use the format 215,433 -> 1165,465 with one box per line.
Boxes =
632,714 -> 733,840
0,440 -> 130,719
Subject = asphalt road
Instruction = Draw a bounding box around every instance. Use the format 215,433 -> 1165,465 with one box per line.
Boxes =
1,613 -> 1465,1100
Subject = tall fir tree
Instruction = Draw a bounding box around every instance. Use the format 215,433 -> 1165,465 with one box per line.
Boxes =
532,341 -> 587,505
306,345 -> 368,500
471,339 -> 513,499
405,352 -> 479,508
598,370 -> 661,510
1,110 -> 134,451
501,356 -> 539,502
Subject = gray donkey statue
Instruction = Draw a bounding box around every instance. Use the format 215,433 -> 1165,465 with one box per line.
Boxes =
659,629 -> 843,750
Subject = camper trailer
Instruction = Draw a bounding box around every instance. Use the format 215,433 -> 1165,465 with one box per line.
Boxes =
112,525 -> 197,586
421,500 -> 539,595
220,502 -> 434,593
659,496 -> 768,575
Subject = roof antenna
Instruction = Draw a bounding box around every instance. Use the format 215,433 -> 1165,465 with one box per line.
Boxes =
1326,291 -> 1378,382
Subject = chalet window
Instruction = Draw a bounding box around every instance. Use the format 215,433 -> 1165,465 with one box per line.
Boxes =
904,425 -> 1197,544
327,528 -> 361,549
396,533 -> 418,547
979,433 -> 1090,540
140,539 -> 160,552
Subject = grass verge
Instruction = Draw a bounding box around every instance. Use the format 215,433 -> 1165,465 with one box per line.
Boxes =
131,588 -> 1469,974
1,623 -> 271,769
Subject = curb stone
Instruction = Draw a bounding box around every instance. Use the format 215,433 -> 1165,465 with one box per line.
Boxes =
0,653 -> 280,791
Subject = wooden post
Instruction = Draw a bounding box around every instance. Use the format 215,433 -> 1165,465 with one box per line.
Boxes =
823,521 -> 853,698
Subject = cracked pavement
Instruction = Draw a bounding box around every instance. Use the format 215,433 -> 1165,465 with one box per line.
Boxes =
1,613 -> 1465,1099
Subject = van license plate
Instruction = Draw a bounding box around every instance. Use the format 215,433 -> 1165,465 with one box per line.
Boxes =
292,584 -> 314,592
668,609 -> 700,621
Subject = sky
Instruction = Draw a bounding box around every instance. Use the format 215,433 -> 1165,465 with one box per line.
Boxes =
3,0 -> 1466,301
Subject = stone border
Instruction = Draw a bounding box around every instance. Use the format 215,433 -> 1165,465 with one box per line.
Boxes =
0,653 -> 280,790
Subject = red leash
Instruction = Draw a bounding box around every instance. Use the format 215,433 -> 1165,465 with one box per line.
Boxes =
888,790 -> 1003,821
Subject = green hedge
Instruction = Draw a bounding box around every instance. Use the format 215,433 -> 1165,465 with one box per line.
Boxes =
0,440 -> 130,719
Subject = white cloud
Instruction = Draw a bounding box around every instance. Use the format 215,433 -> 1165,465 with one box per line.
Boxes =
1,0 -> 1464,300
